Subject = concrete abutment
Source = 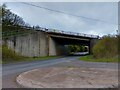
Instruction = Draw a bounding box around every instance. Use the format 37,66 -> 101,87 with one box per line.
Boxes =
3,30 -> 98,57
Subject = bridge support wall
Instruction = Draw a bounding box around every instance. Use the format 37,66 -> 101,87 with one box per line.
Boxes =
89,39 -> 99,54
48,37 -> 67,56
3,30 -> 98,57
49,37 -> 57,56
4,31 -> 49,57
3,31 -> 64,57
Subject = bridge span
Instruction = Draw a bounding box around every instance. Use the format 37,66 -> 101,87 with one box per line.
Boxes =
3,26 -> 99,57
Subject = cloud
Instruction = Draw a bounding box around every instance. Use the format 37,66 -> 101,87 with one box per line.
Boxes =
6,2 -> 118,36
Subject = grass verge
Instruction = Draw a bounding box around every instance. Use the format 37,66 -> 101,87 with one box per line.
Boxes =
3,56 -> 61,64
79,55 -> 119,63
2,44 -> 62,64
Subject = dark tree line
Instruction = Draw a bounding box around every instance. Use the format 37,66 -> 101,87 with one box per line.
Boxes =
2,4 -> 34,38
0,5 -> 2,24
2,4 -> 25,27
66,45 -> 88,54
2,4 -> 45,31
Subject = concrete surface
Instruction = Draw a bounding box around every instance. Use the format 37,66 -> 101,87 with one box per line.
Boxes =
49,37 -> 57,56
2,56 -> 78,88
2,56 -> 118,88
6,31 -> 49,57
3,29 -> 98,57
16,67 -> 118,88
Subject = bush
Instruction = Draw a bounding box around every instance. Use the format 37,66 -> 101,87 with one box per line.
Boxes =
2,44 -> 23,61
92,35 -> 118,58
66,44 -> 87,54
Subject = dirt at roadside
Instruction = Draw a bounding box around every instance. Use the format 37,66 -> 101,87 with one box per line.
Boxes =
17,67 -> 118,88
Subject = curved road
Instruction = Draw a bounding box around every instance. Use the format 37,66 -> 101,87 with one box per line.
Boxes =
2,56 -> 118,88
2,56 -> 79,88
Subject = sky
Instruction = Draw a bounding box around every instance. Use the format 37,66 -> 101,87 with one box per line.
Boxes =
5,2 -> 118,36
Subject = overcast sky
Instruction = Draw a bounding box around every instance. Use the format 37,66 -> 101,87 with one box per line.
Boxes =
5,2 -> 118,36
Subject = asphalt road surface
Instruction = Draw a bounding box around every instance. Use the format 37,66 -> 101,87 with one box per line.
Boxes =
2,56 -> 79,88
2,56 -> 118,88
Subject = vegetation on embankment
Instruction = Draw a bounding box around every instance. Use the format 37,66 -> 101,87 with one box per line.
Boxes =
79,35 -> 119,62
2,44 -> 60,64
2,4 -> 61,64
92,35 -> 118,58
66,45 -> 88,55
79,55 -> 118,62
2,4 -> 47,38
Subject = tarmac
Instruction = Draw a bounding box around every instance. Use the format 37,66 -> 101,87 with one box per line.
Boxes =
16,67 -> 118,88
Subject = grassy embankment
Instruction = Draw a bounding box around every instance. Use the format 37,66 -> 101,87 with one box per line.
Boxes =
2,44 -> 60,64
79,35 -> 119,63
79,55 -> 118,62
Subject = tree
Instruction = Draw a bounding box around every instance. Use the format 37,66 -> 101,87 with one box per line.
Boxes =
2,4 -> 32,38
33,25 -> 41,30
0,5 -> 2,22
66,44 -> 87,54
2,4 -> 26,27
92,35 -> 118,58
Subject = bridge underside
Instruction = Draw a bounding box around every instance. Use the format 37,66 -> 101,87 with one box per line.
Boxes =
4,30 -> 98,57
50,35 -> 90,45
48,34 -> 92,56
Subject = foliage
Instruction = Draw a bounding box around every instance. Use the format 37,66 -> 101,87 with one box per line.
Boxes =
92,35 -> 118,58
2,44 -> 24,62
2,4 -> 33,38
2,44 -> 61,64
2,4 -> 24,27
66,45 -> 88,54
79,55 -> 118,62
0,5 -> 2,24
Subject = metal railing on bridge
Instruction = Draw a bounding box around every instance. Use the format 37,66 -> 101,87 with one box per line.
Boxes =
2,25 -> 99,39
45,29 -> 99,39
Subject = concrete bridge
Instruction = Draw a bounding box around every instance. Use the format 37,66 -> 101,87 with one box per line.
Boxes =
4,27 -> 99,57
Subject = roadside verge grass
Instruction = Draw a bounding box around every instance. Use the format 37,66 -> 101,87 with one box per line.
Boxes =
79,55 -> 119,63
3,56 -> 61,64
2,44 -> 62,64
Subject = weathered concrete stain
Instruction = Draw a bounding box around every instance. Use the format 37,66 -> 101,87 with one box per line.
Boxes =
3,30 -> 98,57
4,30 -> 58,57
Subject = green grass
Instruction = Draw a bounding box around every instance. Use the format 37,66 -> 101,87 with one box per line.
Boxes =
2,44 -> 61,64
3,56 -> 61,64
79,55 -> 119,63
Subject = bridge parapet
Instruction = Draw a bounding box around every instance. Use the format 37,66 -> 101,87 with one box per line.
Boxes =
2,25 -> 99,39
46,29 -> 99,39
